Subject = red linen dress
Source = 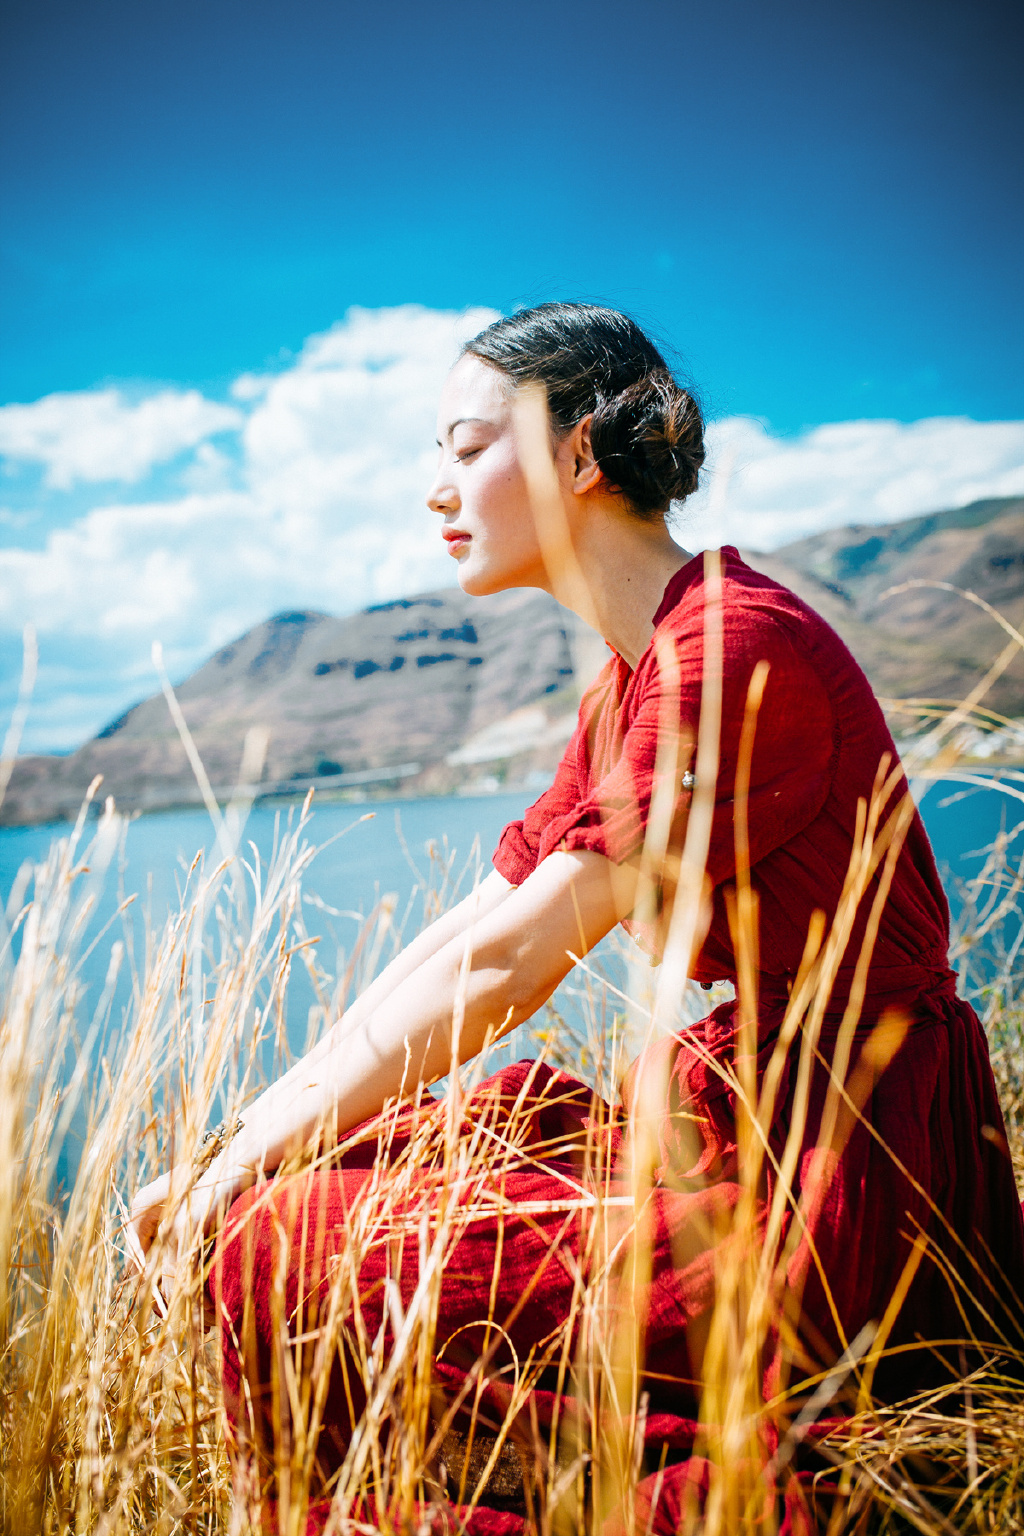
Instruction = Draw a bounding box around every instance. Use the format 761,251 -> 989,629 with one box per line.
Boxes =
212,549 -> 1024,1534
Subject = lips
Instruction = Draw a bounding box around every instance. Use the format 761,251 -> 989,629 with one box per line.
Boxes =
443,530 -> 470,554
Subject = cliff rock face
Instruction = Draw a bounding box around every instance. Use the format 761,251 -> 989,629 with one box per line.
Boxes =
2,496 -> 1020,826
3,586 -> 592,823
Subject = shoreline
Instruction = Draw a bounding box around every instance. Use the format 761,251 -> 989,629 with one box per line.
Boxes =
2,762 -> 1021,837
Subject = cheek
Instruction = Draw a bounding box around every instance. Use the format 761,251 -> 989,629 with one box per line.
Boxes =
470,455 -> 524,531
466,463 -> 515,531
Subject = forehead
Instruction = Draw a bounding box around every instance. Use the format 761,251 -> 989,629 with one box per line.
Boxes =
437,354 -> 510,435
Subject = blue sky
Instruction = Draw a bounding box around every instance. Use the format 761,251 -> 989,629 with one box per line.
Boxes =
1,0 -> 1022,751
3,0 -> 1022,425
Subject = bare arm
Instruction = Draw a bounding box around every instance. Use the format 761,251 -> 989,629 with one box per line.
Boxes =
324,867 -> 515,1039
129,851 -> 639,1266
221,849 -> 637,1167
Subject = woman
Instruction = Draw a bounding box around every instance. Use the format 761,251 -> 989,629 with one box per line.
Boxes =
131,304 -> 1024,1532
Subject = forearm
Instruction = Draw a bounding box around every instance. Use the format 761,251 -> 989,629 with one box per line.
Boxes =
192,852 -> 635,1224
313,923 -> 559,1129
330,869 -> 512,1038
192,874 -> 519,1210
216,940 -> 525,1174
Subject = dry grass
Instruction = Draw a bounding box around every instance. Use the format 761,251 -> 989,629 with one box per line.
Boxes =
0,744 -> 1022,1534
2,542 -> 1023,1535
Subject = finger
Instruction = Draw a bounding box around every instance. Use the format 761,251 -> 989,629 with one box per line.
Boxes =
160,1258 -> 180,1311
112,1175 -> 150,1271
124,1222 -> 148,1275
126,1248 -> 169,1320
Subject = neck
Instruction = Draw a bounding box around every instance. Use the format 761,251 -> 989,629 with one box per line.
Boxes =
554,506 -> 692,669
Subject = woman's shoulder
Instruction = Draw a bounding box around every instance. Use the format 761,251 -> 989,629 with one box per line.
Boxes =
657,544 -> 825,621
656,545 -> 865,674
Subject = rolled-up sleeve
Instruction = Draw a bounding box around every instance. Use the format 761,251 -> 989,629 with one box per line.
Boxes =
495,608 -> 836,888
492,713 -> 591,887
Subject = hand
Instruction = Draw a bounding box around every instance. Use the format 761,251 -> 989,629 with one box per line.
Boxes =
127,1170 -> 172,1264
127,1155 -> 255,1295
126,1167 -> 237,1308
125,1171 -> 189,1308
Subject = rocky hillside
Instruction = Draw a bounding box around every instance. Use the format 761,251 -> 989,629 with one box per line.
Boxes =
2,587 -> 602,824
2,495 -> 1020,826
748,495 -> 1023,719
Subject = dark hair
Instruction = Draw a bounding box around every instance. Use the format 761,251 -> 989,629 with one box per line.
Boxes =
463,302 -> 705,519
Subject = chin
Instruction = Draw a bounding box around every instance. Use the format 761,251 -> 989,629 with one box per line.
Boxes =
456,562 -> 506,598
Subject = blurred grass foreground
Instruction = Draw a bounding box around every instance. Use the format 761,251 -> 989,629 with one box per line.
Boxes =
1,698 -> 1023,1533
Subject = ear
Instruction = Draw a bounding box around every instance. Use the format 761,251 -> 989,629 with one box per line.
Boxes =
569,415 -> 604,496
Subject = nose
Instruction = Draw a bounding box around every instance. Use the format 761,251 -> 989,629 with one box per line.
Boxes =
426,452 -> 459,516
423,466 -> 457,516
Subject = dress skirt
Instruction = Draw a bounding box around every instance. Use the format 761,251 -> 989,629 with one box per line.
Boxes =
209,969 -> 1024,1534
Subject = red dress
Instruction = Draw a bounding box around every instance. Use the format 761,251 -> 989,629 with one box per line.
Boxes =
212,549 -> 1024,1533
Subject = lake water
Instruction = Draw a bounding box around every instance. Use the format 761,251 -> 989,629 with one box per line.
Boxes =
0,791 -> 531,968
0,772 -> 1018,1055
2,778 -> 1020,1189
1,776 -> 1020,999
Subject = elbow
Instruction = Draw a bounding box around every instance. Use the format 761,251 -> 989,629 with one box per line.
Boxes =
498,973 -> 543,1027
471,937 -> 563,1030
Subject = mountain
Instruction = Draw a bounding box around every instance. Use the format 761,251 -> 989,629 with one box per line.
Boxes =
2,587 -> 601,824
2,496 -> 1021,826
747,496 -> 1023,719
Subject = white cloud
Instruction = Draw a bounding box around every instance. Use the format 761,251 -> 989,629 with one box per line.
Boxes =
683,415 -> 1024,552
0,307 -> 499,748
242,303 -> 496,500
0,388 -> 243,488
1,304 -> 1022,752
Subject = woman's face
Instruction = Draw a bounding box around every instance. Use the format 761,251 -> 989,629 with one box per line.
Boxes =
427,354 -> 550,597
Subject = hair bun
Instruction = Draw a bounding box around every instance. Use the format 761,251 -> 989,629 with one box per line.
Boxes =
465,303 -> 705,522
590,374 -> 705,515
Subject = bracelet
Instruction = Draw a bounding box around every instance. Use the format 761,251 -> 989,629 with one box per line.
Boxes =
195,1117 -> 244,1174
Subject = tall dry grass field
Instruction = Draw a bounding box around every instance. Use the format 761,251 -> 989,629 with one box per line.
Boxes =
1,570 -> 1023,1535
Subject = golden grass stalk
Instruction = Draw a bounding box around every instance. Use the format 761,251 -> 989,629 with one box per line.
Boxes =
0,731 -> 1021,1534
2,525 -> 1023,1533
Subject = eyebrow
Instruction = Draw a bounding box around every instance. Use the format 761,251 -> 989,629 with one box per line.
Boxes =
436,415 -> 492,446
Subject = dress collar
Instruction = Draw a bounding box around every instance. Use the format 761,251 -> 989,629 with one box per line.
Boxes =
605,547 -> 742,696
652,545 -> 740,629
